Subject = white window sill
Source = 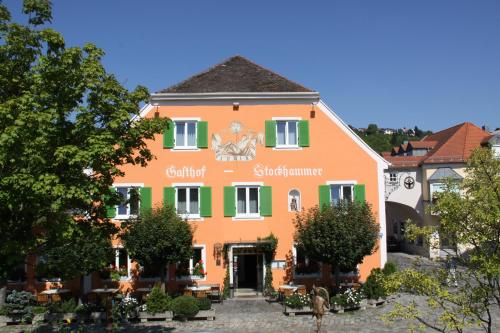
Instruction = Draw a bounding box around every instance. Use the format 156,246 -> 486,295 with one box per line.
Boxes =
115,215 -> 138,220
178,214 -> 202,220
233,215 -> 264,221
176,275 -> 206,281
172,147 -> 200,152
273,146 -> 302,151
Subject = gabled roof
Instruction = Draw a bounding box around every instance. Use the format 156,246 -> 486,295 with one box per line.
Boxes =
157,55 -> 313,94
408,141 -> 437,149
383,122 -> 491,168
428,167 -> 463,181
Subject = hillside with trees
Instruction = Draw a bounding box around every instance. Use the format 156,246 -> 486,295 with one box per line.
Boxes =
353,124 -> 433,153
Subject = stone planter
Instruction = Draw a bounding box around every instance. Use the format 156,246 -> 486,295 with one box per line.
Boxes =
193,309 -> 215,320
0,314 -> 22,327
32,313 -> 46,324
284,305 -> 313,316
367,298 -> 386,307
90,311 -> 107,323
138,311 -> 173,322
331,304 -> 344,313
44,312 -> 77,323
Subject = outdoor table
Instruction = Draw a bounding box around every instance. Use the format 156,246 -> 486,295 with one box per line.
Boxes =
185,285 -> 210,298
278,284 -> 302,302
90,288 -> 119,332
40,288 -> 71,302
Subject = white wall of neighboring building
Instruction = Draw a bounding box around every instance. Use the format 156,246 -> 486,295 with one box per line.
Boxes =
384,168 -> 423,216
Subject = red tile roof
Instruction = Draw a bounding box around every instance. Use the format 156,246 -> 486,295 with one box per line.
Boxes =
383,122 -> 491,168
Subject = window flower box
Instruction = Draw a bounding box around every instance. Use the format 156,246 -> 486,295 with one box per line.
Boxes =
138,311 -> 173,322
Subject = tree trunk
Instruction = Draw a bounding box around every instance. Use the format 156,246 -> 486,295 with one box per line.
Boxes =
78,275 -> 84,305
0,278 -> 7,306
160,265 -> 166,292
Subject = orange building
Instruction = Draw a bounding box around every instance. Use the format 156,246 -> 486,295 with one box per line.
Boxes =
10,56 -> 388,295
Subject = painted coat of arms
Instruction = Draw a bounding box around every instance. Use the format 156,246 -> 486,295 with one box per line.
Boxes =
211,121 -> 264,161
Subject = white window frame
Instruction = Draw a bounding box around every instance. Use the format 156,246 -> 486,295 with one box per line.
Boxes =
113,248 -> 132,281
114,183 -> 143,220
174,183 -> 202,219
235,185 -> 261,218
292,245 -> 321,278
389,173 -> 398,183
327,181 -> 356,204
430,182 -> 446,203
173,118 -> 199,150
275,119 -> 299,148
176,244 -> 206,281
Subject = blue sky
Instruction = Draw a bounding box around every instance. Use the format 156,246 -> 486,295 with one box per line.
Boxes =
4,0 -> 500,131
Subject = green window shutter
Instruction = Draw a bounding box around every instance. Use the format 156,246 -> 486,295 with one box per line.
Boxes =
163,187 -> 176,208
197,121 -> 208,148
298,120 -> 310,147
265,120 -> 276,147
200,186 -> 212,217
260,186 -> 272,216
105,187 -> 116,218
223,186 -> 236,217
139,187 -> 152,214
163,119 -> 174,148
319,185 -> 331,209
354,184 -> 366,204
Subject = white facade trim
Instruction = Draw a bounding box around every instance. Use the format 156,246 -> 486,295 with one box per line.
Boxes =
172,182 -> 204,187
113,183 -> 145,187
231,181 -> 264,186
377,162 -> 388,266
131,103 -> 154,122
272,116 -> 302,120
326,180 -> 358,185
151,92 -> 320,102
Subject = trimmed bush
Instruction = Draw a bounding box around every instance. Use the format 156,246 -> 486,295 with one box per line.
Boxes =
48,299 -> 77,313
171,296 -> 199,318
197,297 -> 211,311
6,290 -> 35,307
362,268 -> 387,300
382,262 -> 397,276
146,286 -> 172,314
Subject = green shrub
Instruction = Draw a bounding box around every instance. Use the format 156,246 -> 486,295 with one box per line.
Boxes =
362,268 -> 387,300
330,294 -> 347,307
6,290 -> 36,307
0,306 -> 9,315
145,286 -> 172,314
284,294 -> 310,309
75,303 -> 104,316
197,297 -> 211,311
48,299 -> 77,313
171,296 -> 199,318
382,262 -> 397,276
31,306 -> 47,314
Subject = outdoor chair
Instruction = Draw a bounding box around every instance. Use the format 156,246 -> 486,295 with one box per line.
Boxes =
193,290 -> 207,298
183,289 -> 193,297
51,294 -> 62,302
208,284 -> 222,303
296,285 -> 307,295
36,293 -> 49,304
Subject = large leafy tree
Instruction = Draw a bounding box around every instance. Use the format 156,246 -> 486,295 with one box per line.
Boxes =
293,201 -> 379,284
384,148 -> 500,333
0,0 -> 168,303
122,205 -> 194,291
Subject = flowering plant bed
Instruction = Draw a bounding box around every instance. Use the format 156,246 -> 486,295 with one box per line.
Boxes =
192,260 -> 206,277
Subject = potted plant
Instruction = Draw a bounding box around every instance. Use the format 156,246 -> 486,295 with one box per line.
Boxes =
138,286 -> 173,322
283,293 -> 312,316
330,288 -> 363,313
171,295 -> 199,321
195,297 -> 215,320
0,290 -> 42,326
329,294 -> 347,313
192,260 -> 206,278
45,299 -> 78,323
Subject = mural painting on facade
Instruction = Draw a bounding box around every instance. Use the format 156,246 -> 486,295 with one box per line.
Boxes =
385,172 -> 415,200
211,121 -> 264,161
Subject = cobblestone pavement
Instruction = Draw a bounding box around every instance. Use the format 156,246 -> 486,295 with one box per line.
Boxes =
2,253 -> 498,333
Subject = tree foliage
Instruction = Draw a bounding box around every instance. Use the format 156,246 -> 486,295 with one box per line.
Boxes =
0,0 -> 168,284
293,201 -> 379,274
121,205 -> 194,289
384,148 -> 500,333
